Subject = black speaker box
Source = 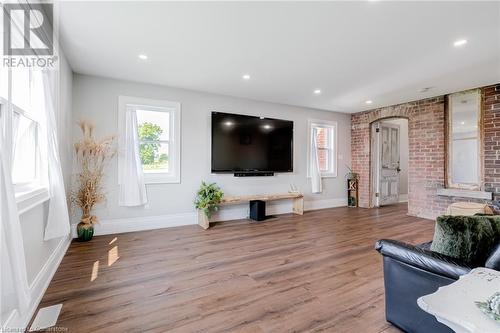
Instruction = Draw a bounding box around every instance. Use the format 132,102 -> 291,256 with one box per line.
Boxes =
249,200 -> 266,221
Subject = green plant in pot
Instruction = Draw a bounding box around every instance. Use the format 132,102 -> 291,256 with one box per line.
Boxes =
345,165 -> 359,180
195,182 -> 224,218
70,121 -> 116,241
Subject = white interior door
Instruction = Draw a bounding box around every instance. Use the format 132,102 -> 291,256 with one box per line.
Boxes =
373,122 -> 400,206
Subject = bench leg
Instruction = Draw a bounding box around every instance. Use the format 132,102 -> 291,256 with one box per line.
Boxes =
198,210 -> 209,229
292,197 -> 304,215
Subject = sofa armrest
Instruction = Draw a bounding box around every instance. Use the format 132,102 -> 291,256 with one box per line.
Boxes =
375,239 -> 472,280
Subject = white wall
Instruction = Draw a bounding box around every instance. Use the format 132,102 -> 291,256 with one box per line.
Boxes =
72,74 -> 352,233
384,118 -> 408,198
2,54 -> 73,330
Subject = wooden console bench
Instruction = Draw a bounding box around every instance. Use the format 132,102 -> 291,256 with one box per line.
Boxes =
198,193 -> 304,229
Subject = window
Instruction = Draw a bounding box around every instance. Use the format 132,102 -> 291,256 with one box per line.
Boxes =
119,96 -> 181,184
136,108 -> 170,174
308,120 -> 337,177
447,89 -> 482,190
1,67 -> 44,195
12,111 -> 39,185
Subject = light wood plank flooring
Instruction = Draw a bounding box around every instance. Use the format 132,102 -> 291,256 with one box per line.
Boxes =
34,203 -> 434,332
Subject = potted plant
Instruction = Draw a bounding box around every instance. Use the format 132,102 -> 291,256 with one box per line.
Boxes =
345,165 -> 359,208
345,165 -> 359,181
195,181 -> 224,218
70,121 -> 116,241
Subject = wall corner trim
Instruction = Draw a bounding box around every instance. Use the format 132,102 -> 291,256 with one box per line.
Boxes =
5,235 -> 71,331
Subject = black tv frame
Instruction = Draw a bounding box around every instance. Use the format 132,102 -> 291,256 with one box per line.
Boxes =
210,112 -> 294,176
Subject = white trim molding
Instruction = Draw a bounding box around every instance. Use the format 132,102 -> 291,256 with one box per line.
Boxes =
307,119 -> 338,178
4,235 -> 71,331
16,187 -> 50,215
304,198 -> 347,211
75,198 -> 348,237
118,95 -> 181,184
72,212 -> 197,237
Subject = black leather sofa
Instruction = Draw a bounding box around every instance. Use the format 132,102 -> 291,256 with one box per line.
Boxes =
375,239 -> 500,333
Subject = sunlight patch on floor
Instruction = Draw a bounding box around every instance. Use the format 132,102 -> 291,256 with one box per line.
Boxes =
108,245 -> 119,266
29,304 -> 63,331
91,260 -> 99,281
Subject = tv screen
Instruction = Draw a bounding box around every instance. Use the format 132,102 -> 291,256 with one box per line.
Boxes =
211,112 -> 293,173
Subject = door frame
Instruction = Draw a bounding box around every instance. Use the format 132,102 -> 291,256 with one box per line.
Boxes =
370,118 -> 404,207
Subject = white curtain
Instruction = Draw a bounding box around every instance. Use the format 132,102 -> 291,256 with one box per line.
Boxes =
0,123 -> 31,317
32,70 -> 71,240
118,108 -> 148,206
311,127 -> 323,194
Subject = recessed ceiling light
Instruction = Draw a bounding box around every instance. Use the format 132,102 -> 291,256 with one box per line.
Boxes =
242,74 -> 251,80
453,39 -> 467,47
313,89 -> 322,95
460,121 -> 465,125
365,100 -> 373,104
138,54 -> 148,60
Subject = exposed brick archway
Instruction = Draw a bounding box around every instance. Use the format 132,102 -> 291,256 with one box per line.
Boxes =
351,84 -> 500,220
352,97 -> 447,219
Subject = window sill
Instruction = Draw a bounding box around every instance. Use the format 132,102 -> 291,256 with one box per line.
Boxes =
321,173 -> 337,178
144,174 -> 180,184
15,187 -> 50,215
307,173 -> 337,179
436,188 -> 492,200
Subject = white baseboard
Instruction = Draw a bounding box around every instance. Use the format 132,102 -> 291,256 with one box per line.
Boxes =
73,197 -> 348,237
72,212 -> 198,237
4,235 -> 71,331
399,194 -> 408,202
304,198 -> 347,211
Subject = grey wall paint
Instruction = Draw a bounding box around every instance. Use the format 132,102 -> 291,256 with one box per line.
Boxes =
72,74 -> 352,222
20,203 -> 62,284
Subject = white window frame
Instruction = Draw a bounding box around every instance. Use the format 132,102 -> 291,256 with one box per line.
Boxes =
118,96 -> 181,184
12,105 -> 41,191
446,89 -> 482,191
1,67 -> 46,203
307,119 -> 338,178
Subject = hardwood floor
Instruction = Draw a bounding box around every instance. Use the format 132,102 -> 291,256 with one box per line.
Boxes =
35,203 -> 435,332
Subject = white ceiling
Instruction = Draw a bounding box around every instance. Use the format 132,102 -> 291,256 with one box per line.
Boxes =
58,1 -> 500,113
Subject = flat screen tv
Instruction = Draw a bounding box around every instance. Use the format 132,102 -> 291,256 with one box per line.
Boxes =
211,112 -> 293,174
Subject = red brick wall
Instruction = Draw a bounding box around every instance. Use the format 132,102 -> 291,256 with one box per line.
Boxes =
316,128 -> 328,171
484,84 -> 500,198
351,84 -> 500,220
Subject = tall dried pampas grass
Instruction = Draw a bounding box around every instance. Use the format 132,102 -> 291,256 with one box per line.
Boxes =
71,121 -> 116,228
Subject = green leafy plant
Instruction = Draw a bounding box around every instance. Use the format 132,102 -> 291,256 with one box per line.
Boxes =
345,164 -> 359,180
138,122 -> 162,165
195,182 -> 224,218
